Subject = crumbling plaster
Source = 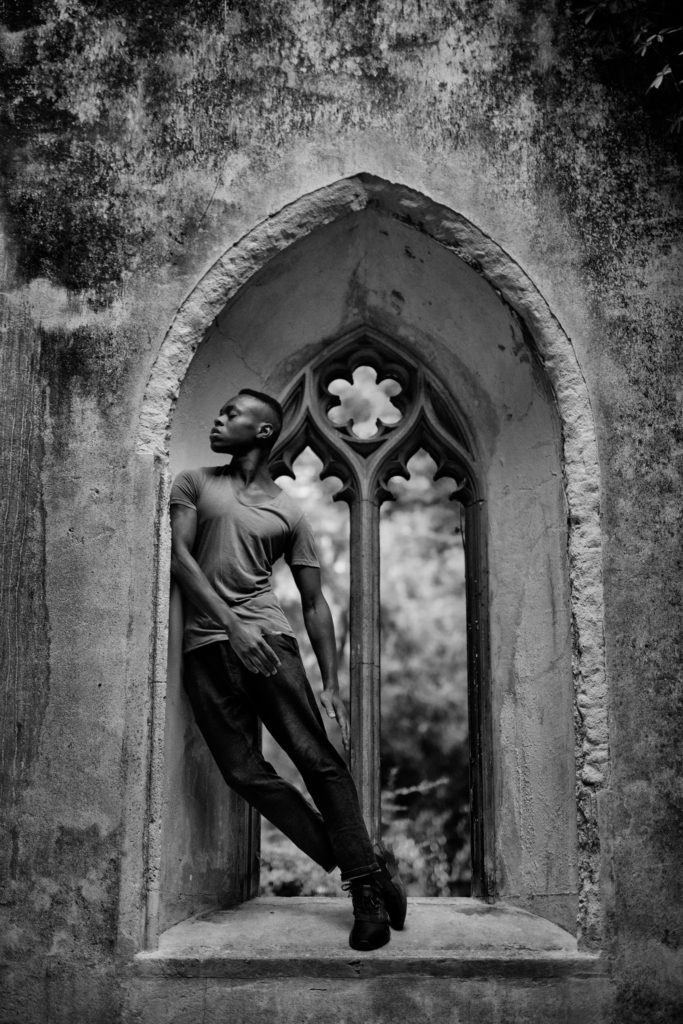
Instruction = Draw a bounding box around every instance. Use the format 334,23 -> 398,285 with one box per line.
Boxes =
0,1 -> 681,1022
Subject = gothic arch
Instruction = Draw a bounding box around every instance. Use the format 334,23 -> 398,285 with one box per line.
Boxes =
136,175 -> 606,946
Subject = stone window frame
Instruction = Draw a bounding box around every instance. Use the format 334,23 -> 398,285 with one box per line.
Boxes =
128,175 -> 607,953
268,326 -> 491,896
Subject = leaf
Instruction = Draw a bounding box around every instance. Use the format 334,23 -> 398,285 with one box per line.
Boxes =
648,64 -> 672,91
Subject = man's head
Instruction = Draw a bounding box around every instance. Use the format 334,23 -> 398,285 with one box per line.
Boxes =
209,389 -> 283,455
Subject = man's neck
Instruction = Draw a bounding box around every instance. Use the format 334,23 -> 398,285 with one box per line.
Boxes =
228,449 -> 276,491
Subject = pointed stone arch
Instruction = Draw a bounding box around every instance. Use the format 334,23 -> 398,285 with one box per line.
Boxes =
135,175 -> 606,947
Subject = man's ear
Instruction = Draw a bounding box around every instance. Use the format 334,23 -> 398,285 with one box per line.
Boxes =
258,422 -> 274,440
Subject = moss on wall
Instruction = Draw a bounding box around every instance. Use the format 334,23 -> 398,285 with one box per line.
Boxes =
2,1 -> 679,307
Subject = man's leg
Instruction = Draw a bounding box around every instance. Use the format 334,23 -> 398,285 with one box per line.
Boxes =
184,634 -> 405,950
248,634 -> 402,951
183,640 -> 337,871
252,634 -> 407,938
249,633 -> 378,881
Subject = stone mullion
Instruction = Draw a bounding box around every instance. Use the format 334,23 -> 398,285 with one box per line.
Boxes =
347,486 -> 382,844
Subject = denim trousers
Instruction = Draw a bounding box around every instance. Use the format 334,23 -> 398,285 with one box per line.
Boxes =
183,634 -> 378,881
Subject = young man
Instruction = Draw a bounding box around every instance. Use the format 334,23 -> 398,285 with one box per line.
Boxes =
170,388 -> 406,951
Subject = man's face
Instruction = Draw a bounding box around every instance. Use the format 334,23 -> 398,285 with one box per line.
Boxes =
209,395 -> 271,453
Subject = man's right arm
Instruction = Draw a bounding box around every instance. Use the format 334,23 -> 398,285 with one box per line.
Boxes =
170,504 -> 280,676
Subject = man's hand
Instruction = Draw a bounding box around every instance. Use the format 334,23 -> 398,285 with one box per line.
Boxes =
228,622 -> 281,676
319,688 -> 350,751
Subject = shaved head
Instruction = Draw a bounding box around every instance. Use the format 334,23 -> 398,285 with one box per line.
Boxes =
238,389 -> 283,446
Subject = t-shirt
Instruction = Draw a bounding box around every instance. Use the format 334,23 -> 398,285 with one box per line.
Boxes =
170,465 -> 320,652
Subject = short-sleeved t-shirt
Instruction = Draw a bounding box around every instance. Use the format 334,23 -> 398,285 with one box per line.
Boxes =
170,466 -> 319,652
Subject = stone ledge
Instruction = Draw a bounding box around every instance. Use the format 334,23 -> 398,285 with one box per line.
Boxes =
134,897 -> 608,981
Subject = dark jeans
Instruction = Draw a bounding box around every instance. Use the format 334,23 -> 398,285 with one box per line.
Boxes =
183,634 -> 378,881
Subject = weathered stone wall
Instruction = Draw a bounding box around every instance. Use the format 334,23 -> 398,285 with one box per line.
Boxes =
1,2 -> 681,1022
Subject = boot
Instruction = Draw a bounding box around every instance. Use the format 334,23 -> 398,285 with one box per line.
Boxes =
373,841 -> 408,930
345,876 -> 391,951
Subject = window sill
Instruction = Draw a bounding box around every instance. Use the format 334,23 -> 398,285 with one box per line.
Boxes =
135,897 -> 605,980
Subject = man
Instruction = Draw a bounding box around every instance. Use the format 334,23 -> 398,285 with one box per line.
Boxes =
170,388 -> 407,951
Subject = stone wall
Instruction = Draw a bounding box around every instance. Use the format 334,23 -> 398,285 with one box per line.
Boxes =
1,2 -> 681,1022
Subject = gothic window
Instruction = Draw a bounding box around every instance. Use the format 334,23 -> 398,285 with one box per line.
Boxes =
135,182 -> 604,952
270,328 -> 492,896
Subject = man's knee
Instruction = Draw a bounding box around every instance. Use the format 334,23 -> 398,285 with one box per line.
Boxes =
220,750 -> 277,793
295,743 -> 349,782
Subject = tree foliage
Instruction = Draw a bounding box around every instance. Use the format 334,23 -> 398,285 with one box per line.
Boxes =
575,0 -> 683,134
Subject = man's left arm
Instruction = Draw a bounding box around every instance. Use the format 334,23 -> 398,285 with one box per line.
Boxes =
292,564 -> 350,750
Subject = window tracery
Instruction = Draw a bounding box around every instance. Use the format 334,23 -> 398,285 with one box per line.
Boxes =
270,328 -> 490,894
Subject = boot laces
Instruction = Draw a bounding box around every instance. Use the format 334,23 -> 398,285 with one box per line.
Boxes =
343,877 -> 383,916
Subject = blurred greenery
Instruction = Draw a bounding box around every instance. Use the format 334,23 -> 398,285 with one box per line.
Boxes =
260,439 -> 470,898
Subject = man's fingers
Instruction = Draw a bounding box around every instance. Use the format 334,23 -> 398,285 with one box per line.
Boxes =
320,692 -> 351,751
235,636 -> 280,676
335,702 -> 351,749
257,638 -> 280,674
249,638 -> 279,676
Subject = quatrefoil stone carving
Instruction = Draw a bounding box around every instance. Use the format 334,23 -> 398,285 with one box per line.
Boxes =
327,365 -> 403,439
